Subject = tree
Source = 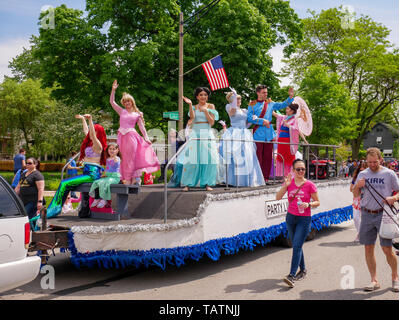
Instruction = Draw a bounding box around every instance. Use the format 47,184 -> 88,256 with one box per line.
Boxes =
33,5 -> 108,113
298,64 -> 356,145
0,76 -> 113,159
19,1 -> 302,132
283,7 -> 399,158
31,103 -> 113,160
8,36 -> 42,81
0,78 -> 53,152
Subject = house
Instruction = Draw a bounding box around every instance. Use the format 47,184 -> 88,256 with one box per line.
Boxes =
363,122 -> 399,158
0,134 -> 13,159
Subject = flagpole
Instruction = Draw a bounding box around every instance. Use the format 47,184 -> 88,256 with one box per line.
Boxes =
182,53 -> 223,76
178,12 -> 184,132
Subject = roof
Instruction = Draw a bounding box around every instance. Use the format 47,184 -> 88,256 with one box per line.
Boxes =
371,123 -> 399,137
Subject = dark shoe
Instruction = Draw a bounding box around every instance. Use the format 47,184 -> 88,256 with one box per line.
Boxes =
283,274 -> 295,288
294,269 -> 307,281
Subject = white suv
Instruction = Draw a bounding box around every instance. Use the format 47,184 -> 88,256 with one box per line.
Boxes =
0,175 -> 41,293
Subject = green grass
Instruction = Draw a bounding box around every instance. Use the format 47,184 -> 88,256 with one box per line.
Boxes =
1,169 -> 173,191
0,171 -> 62,191
44,196 -> 79,209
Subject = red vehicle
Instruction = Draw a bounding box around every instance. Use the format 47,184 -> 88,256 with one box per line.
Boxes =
309,159 -> 336,179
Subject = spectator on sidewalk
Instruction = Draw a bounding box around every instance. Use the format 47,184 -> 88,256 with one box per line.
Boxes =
339,162 -> 349,178
14,157 -> 45,222
349,160 -> 357,177
13,148 -> 26,174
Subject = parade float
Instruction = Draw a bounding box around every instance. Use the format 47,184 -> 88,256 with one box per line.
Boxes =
29,97 -> 354,270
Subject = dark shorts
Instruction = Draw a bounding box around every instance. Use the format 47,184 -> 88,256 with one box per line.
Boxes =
359,208 -> 392,247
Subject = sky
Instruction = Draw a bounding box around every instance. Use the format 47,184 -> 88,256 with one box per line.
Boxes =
0,0 -> 398,84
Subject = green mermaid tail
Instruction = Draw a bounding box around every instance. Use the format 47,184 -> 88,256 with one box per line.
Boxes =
30,163 -> 103,224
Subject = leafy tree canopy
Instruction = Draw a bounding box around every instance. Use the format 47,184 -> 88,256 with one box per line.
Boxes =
10,1 -> 302,132
283,7 -> 399,158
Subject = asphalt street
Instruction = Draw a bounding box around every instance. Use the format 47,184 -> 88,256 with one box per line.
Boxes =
2,220 -> 399,301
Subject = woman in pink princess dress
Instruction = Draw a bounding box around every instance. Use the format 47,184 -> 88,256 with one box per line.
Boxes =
110,80 -> 160,185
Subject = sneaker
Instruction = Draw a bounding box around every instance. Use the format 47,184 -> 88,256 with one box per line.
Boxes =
283,274 -> 295,288
393,280 -> 399,292
96,199 -> 107,208
294,269 -> 307,281
90,199 -> 101,208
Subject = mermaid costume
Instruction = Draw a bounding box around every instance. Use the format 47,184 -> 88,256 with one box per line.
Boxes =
30,147 -> 104,224
89,156 -> 121,201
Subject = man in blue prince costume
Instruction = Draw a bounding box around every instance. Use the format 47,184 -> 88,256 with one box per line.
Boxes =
247,85 -> 294,180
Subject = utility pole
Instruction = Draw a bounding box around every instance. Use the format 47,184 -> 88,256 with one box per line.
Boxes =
178,12 -> 184,132
177,1 -> 221,131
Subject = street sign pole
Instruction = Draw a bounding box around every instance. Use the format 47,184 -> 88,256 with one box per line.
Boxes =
178,12 -> 184,132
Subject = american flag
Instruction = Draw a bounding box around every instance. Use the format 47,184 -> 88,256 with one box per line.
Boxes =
202,55 -> 229,91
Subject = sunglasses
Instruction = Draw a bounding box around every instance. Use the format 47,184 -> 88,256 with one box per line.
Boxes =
295,168 -> 306,172
26,162 -> 34,165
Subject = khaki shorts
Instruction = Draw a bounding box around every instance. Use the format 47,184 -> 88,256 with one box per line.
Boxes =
359,208 -> 392,247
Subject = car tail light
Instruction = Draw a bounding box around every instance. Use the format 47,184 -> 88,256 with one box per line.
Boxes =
24,222 -> 30,249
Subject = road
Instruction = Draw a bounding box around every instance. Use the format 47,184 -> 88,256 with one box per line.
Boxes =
2,220 -> 399,301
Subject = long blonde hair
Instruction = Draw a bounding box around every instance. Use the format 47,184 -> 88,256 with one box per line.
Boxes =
121,92 -> 141,114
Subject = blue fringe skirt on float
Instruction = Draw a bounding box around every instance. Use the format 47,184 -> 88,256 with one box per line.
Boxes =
67,205 -> 353,270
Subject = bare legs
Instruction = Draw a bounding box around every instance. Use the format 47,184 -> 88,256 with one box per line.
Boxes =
365,244 -> 399,284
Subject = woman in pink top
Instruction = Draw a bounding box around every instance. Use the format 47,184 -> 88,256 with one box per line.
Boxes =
276,159 -> 320,288
110,80 -> 160,185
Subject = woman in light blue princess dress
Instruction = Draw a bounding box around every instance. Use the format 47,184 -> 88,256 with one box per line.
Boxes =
220,89 -> 265,187
169,87 -> 224,191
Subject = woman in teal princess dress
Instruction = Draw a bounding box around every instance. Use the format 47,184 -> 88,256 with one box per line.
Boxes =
170,87 -> 222,191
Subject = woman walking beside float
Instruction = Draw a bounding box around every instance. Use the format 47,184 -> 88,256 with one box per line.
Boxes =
276,159 -> 320,288
110,80 -> 160,185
